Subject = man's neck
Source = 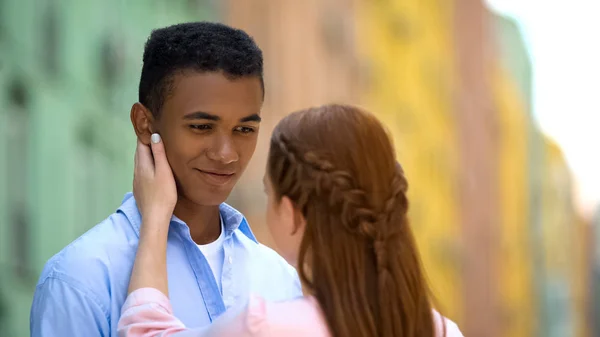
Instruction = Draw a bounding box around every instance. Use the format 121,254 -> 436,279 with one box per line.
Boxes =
173,197 -> 221,245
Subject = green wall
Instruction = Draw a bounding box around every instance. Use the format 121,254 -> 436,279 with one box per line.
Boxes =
0,1 -> 218,335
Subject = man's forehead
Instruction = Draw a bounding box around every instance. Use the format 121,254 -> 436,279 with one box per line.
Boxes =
181,111 -> 262,123
161,73 -> 263,119
169,71 -> 262,96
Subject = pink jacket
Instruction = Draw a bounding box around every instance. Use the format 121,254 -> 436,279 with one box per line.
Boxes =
118,288 -> 463,337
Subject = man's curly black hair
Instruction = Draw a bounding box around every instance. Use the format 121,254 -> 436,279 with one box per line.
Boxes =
139,22 -> 264,118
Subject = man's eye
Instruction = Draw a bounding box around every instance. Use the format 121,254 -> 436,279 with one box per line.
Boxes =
190,124 -> 212,130
235,126 -> 256,134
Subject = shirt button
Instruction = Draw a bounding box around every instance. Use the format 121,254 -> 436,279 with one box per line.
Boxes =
228,256 -> 233,264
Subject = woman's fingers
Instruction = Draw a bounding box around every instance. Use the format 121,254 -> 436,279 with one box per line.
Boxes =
149,134 -> 172,179
135,138 -> 155,177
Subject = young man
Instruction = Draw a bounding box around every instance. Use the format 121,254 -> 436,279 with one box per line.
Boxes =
30,22 -> 301,336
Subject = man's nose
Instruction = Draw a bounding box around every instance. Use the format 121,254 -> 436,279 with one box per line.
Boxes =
206,133 -> 239,164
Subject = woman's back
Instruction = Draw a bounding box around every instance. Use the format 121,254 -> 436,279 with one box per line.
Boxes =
267,105 -> 443,336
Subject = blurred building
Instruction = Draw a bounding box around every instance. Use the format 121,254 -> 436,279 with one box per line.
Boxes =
357,0 -> 464,328
593,207 -> 600,336
453,1 -> 502,335
223,0 -> 363,246
538,138 -> 578,337
0,1 -> 218,335
492,12 -> 537,337
572,214 -> 593,337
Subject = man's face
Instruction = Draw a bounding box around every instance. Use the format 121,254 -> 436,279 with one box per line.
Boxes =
154,71 -> 263,206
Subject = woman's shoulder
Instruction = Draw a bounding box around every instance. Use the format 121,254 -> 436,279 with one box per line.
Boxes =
432,310 -> 464,337
245,296 -> 462,337
246,295 -> 330,337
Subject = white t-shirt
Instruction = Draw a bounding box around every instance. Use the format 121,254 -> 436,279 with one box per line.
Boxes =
197,215 -> 225,293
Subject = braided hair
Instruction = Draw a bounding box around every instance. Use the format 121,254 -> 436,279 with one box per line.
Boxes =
267,104 -> 437,337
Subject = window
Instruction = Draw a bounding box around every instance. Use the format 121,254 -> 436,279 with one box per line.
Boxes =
321,7 -> 350,55
186,0 -> 218,17
0,0 -> 5,42
7,78 -> 31,280
99,36 -> 123,88
41,2 -> 60,77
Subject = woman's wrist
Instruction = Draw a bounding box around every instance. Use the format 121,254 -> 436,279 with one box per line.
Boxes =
141,211 -> 171,225
139,215 -> 171,238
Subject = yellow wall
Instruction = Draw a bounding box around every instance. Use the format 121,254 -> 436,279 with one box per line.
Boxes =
540,137 -> 578,336
542,141 -> 590,337
541,139 -> 573,276
225,0 -> 363,247
572,215 -> 591,337
492,63 -> 536,337
356,0 -> 463,324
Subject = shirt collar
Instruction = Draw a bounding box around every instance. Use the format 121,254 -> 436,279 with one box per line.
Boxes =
117,192 -> 257,243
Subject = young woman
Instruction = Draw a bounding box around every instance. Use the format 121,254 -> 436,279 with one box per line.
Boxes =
118,104 -> 463,337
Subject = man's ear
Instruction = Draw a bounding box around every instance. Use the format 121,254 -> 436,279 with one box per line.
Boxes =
130,102 -> 156,145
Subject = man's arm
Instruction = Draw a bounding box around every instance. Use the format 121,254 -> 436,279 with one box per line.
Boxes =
30,275 -> 109,336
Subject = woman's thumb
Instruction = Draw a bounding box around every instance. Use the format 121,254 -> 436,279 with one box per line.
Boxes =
150,133 -> 172,175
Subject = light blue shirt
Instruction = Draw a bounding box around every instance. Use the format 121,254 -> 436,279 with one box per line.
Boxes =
30,193 -> 302,336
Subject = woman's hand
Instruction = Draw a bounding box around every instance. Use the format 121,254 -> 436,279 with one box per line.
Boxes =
129,133 -> 176,296
133,133 -> 177,225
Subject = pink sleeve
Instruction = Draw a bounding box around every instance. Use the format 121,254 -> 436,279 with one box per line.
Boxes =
260,297 -> 330,337
185,295 -> 268,337
118,291 -> 327,337
117,290 -> 272,337
117,288 -> 187,337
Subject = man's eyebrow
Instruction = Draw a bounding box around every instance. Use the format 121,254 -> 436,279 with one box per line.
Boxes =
240,114 -> 262,123
183,111 -> 220,121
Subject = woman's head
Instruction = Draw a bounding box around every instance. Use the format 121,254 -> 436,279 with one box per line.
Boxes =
265,104 -> 436,337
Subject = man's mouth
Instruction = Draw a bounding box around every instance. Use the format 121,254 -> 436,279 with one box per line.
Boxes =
195,169 -> 235,186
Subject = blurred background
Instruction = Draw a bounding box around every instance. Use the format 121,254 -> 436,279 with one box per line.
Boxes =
0,0 -> 598,336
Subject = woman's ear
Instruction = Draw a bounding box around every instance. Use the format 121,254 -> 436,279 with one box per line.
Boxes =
130,102 -> 156,145
280,196 -> 305,235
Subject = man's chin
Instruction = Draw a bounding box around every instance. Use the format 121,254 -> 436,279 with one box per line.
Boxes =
180,190 -> 232,207
176,177 -> 238,207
